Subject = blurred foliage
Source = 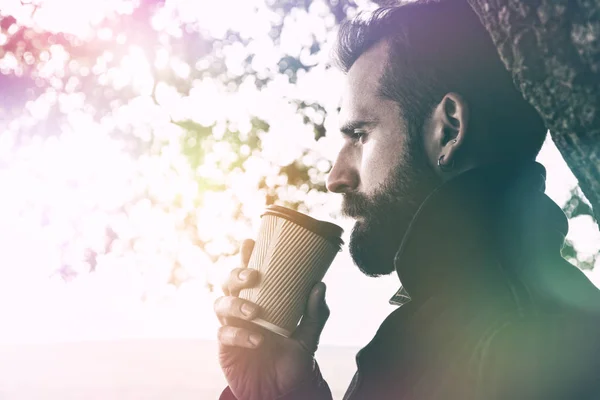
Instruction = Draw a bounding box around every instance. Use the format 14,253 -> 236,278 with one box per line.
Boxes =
561,188 -> 600,269
0,0 -> 360,298
0,0 -> 596,304
563,187 -> 595,220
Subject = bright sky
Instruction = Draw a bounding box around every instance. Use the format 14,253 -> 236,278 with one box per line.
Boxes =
0,0 -> 598,347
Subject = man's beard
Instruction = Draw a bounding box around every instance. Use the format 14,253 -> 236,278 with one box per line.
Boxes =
342,133 -> 440,277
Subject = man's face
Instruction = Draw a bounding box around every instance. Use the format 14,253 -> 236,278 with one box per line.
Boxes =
327,40 -> 439,277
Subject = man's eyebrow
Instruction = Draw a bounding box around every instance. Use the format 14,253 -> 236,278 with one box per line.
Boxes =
340,120 -> 377,136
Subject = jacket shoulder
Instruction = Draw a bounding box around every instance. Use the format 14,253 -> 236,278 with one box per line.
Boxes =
474,307 -> 600,399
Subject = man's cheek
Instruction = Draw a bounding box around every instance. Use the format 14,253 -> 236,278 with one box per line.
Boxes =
361,142 -> 388,194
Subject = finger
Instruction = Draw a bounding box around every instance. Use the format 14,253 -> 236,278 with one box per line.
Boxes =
292,282 -> 329,355
240,239 -> 255,267
223,267 -> 258,297
214,296 -> 260,321
218,325 -> 264,349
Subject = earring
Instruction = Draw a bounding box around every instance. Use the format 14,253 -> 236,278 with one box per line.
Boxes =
438,155 -> 454,172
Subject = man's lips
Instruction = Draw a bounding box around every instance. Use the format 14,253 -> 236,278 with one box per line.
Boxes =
341,210 -> 363,221
341,197 -> 368,219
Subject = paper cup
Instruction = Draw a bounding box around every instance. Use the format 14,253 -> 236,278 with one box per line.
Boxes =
239,205 -> 343,337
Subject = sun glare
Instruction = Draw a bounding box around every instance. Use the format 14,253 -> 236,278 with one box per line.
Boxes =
0,0 -> 598,351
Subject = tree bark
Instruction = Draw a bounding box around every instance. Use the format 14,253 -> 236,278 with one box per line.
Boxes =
466,0 -> 600,226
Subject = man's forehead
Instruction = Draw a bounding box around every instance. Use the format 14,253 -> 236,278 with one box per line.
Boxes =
339,40 -> 390,119
347,40 -> 390,94
337,100 -> 376,122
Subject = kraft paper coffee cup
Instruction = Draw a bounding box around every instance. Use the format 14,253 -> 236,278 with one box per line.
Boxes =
239,205 -> 343,337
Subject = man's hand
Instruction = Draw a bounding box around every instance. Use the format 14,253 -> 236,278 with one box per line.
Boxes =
215,239 -> 330,400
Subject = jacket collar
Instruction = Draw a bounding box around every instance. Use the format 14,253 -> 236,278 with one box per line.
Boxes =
390,161 -> 569,306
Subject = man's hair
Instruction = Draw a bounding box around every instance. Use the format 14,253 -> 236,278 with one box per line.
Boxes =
334,0 -> 547,161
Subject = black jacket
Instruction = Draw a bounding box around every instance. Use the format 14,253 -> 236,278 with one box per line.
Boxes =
221,162 -> 600,399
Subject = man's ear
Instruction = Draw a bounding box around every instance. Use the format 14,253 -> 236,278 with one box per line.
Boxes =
429,92 -> 469,171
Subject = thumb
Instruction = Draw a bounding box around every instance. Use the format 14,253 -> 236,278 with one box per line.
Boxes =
292,282 -> 330,355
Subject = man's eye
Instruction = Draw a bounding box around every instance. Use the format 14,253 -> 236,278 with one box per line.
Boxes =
349,130 -> 368,142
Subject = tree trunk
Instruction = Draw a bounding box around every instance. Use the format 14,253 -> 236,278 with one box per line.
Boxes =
467,0 -> 600,226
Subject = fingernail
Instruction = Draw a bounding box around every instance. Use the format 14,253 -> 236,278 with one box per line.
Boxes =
249,333 -> 262,347
239,269 -> 252,280
241,303 -> 255,317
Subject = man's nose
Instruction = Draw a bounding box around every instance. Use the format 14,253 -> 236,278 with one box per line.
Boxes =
326,156 -> 359,193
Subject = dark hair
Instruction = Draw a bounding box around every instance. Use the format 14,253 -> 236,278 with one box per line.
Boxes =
333,0 -> 547,161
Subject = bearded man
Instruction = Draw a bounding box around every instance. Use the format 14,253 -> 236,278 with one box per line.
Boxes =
214,1 -> 600,399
